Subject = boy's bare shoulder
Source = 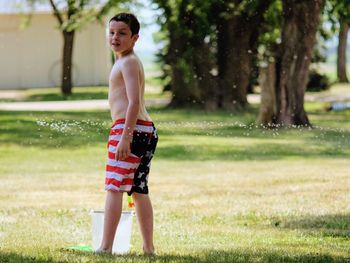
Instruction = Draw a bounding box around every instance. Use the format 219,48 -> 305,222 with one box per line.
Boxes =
119,54 -> 141,70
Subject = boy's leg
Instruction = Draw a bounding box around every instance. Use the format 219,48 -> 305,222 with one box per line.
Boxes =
132,192 -> 154,254
98,191 -> 123,252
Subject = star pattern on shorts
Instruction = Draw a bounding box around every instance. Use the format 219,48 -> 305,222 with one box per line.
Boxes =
153,130 -> 158,138
145,151 -> 153,159
138,172 -> 145,178
139,181 -> 145,189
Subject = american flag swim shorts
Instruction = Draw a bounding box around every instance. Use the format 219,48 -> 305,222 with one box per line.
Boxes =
105,119 -> 158,195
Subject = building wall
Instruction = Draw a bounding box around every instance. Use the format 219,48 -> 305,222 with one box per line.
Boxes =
0,13 -> 111,89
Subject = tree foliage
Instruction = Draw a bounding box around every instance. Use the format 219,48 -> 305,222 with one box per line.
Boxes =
154,0 -> 216,108
326,0 -> 350,82
327,0 -> 350,25
154,0 -> 272,110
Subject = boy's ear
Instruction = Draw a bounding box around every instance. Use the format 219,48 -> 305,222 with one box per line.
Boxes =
132,34 -> 139,43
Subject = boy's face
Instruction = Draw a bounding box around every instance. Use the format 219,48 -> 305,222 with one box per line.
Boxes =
109,21 -> 138,55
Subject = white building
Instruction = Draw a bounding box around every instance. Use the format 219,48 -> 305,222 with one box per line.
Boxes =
0,1 -> 111,89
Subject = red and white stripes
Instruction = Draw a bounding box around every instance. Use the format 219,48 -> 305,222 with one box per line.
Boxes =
105,119 -> 153,192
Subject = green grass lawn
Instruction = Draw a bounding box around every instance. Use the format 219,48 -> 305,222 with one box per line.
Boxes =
0,84 -> 169,103
0,103 -> 350,262
0,59 -> 166,103
0,75 -> 347,105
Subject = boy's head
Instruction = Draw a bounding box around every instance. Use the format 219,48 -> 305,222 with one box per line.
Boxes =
109,13 -> 140,36
108,13 -> 140,55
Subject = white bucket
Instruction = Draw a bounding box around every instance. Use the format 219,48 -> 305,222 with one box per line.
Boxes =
90,210 -> 135,254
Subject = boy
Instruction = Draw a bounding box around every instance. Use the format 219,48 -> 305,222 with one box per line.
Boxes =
97,13 -> 158,255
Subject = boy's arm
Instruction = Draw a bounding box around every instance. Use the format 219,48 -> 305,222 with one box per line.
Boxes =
115,58 -> 140,160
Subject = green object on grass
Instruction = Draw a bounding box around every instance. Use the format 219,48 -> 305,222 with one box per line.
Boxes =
127,195 -> 132,203
67,245 -> 93,252
127,195 -> 134,207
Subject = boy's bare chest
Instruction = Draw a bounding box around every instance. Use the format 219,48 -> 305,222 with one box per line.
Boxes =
109,64 -> 124,87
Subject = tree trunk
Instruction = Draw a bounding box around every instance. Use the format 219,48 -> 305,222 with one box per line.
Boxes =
217,0 -> 272,111
169,58 -> 198,107
61,30 -> 75,95
167,0 -> 201,107
276,0 -> 323,126
337,20 -> 349,83
257,62 -> 277,126
217,16 -> 250,110
216,16 -> 230,109
192,42 -> 218,111
167,31 -> 200,107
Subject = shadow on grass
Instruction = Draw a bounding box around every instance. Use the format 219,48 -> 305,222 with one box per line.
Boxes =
26,91 -> 108,102
0,111 -> 110,148
0,251 -> 62,263
277,214 -> 350,239
0,249 -> 349,263
0,110 -> 349,160
155,141 -> 349,161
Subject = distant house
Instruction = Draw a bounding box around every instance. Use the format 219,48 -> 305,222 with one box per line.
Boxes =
0,0 -> 111,89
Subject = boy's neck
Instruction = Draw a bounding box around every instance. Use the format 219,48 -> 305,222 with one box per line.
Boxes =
116,48 -> 134,59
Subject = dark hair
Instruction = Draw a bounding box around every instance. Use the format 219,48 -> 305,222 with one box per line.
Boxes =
109,13 -> 140,36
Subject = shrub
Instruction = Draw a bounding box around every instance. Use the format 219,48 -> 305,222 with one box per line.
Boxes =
306,70 -> 330,92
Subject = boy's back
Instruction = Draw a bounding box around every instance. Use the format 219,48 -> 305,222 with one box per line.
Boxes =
108,53 -> 151,122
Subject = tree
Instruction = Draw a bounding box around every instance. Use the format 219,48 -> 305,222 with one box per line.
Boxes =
51,0 -> 124,95
328,0 -> 350,82
256,0 -> 282,126
258,0 -> 325,126
29,0 -> 121,95
215,0 -> 273,110
275,0 -> 324,126
257,61 -> 276,125
337,21 -> 349,82
188,0 -> 219,110
154,0 -> 197,107
154,0 -> 218,109
154,0 -> 272,110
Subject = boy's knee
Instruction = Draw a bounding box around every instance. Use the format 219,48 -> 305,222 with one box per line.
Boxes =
132,192 -> 149,200
107,190 -> 123,197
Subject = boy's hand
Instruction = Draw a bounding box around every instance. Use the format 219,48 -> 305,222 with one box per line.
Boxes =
115,139 -> 131,161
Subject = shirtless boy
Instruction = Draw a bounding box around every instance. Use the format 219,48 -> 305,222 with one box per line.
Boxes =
97,13 -> 158,255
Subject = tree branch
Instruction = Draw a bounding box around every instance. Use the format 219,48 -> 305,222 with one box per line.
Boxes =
49,0 -> 64,25
79,0 -> 88,10
67,0 -> 76,19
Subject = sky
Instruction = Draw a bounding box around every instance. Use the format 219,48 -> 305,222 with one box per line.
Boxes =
130,0 -> 162,57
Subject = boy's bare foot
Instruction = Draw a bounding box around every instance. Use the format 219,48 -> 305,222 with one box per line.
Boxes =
95,247 -> 112,254
143,246 -> 155,256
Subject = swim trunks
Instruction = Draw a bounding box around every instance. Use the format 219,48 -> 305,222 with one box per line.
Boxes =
105,119 -> 158,195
